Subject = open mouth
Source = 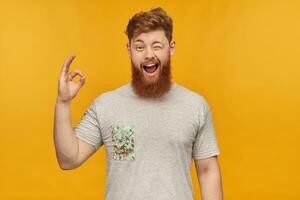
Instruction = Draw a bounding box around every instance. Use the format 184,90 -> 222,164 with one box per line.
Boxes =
142,63 -> 159,74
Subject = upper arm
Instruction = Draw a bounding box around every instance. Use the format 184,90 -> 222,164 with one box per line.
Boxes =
71,137 -> 97,168
194,156 -> 223,199
192,97 -> 220,160
72,100 -> 103,168
194,155 -> 220,175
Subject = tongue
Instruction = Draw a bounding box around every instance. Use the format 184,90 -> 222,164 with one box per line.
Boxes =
145,66 -> 157,73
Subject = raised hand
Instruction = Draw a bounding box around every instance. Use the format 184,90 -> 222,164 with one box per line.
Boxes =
57,55 -> 86,103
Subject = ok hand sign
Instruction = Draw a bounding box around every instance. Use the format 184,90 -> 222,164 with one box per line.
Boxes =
57,55 -> 86,103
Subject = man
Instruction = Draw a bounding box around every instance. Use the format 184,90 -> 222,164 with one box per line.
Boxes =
54,7 -> 223,200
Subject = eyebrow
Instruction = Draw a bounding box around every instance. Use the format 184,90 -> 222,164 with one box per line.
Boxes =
133,40 -> 163,45
134,39 -> 144,44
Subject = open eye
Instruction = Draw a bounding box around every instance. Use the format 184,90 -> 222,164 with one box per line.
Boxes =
136,46 -> 144,51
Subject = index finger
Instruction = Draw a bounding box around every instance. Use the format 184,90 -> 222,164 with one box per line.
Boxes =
60,55 -> 76,76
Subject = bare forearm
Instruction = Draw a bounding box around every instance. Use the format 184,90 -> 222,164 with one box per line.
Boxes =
198,169 -> 223,200
53,99 -> 79,169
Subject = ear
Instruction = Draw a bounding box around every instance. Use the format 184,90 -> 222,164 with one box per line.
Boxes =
169,40 -> 176,56
126,43 -> 131,58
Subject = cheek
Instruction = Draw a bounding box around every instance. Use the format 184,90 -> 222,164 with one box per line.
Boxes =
158,50 -> 170,58
157,53 -> 169,64
131,54 -> 143,65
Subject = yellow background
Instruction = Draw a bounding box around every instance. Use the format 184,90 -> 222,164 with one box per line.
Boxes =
1,0 -> 299,199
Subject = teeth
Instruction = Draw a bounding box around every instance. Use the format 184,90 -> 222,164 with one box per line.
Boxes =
145,63 -> 156,67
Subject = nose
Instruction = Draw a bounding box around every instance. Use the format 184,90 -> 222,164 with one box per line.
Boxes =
144,47 -> 155,59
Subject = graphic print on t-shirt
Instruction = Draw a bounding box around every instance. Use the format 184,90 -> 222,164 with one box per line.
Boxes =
112,124 -> 135,161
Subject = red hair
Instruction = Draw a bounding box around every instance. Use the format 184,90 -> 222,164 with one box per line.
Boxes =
125,7 -> 173,43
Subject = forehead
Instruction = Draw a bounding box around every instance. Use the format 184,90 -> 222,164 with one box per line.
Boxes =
131,29 -> 168,44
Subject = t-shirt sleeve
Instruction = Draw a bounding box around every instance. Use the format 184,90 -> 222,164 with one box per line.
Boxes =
192,98 -> 220,160
73,100 -> 103,150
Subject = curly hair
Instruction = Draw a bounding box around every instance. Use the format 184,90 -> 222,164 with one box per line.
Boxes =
125,7 -> 173,43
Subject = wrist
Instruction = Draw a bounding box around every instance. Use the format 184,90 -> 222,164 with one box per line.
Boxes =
56,97 -> 71,106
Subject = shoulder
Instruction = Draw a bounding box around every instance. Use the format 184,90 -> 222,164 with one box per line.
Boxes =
174,83 -> 210,110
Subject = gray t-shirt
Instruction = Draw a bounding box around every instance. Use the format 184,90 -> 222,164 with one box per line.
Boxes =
74,82 -> 220,200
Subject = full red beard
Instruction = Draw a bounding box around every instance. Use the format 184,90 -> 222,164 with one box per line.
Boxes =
131,57 -> 172,98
